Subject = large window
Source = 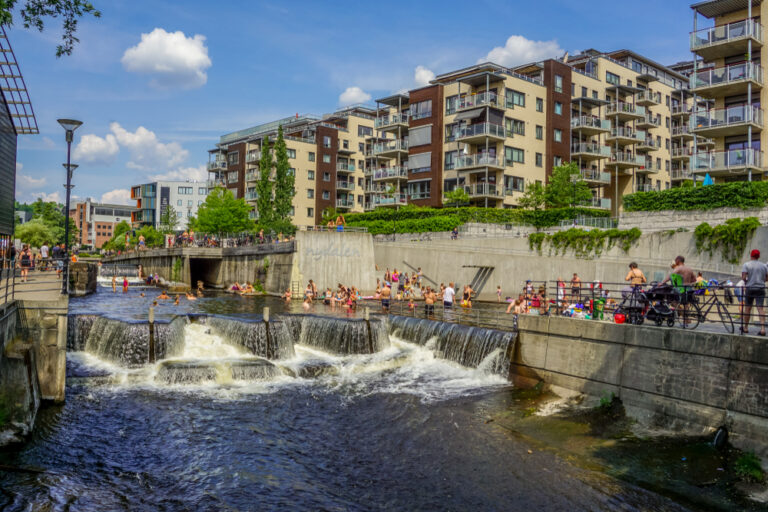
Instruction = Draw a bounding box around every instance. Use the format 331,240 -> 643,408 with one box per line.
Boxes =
506,118 -> 525,136
554,75 -> 563,93
505,146 -> 524,165
506,89 -> 525,108
322,154 -> 331,163
227,151 -> 239,165
444,150 -> 457,170
198,187 -> 207,195
606,71 -> 620,86
410,125 -> 432,146
178,186 -> 193,195
409,99 -> 432,120
445,123 -> 459,142
408,180 -> 431,200
358,125 -> 373,137
505,175 -> 525,192
445,95 -> 458,114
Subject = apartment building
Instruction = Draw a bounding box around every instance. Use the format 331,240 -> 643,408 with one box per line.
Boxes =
689,0 -> 765,182
130,180 -> 208,229
69,198 -> 136,249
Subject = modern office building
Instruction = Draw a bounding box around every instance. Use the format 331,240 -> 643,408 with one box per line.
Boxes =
130,180 -> 208,229
69,198 -> 136,248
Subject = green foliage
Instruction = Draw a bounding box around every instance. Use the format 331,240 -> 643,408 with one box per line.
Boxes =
0,0 -> 101,57
158,204 -> 178,234
545,162 -> 593,208
734,452 -> 765,483
14,219 -> 55,247
528,228 -> 642,259
321,207 -> 338,225
518,181 -> 545,210
272,125 -> 295,223
624,181 -> 768,212
102,220 -> 131,251
694,217 -> 760,264
196,187 -> 255,234
28,198 -> 77,244
598,392 -> 616,411
262,257 -> 269,274
253,279 -> 265,293
171,257 -> 183,282
443,187 -> 470,207
256,140 -> 274,226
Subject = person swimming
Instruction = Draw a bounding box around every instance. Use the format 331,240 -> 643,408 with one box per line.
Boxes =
185,292 -> 197,301
157,290 -> 170,300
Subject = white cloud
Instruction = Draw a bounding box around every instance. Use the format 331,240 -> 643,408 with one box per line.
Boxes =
338,86 -> 371,107
17,174 -> 46,189
37,191 -> 61,203
73,133 -> 120,165
414,65 -> 435,87
480,35 -> 564,67
121,28 -> 212,89
100,188 -> 132,205
150,164 -> 207,182
41,136 -> 56,149
110,122 -> 188,171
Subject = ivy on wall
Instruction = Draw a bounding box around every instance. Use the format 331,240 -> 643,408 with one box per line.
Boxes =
528,228 -> 642,259
694,217 -> 761,264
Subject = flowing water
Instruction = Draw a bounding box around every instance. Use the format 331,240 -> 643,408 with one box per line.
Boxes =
0,291 -> 702,511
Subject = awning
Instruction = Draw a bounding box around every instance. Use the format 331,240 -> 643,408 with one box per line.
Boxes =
453,108 -> 484,121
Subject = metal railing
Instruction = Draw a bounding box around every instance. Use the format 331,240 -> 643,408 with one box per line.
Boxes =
691,62 -> 763,90
457,122 -> 505,139
455,154 -> 503,170
372,166 -> 408,180
692,105 -> 763,131
693,149 -> 763,172
691,18 -> 762,51
571,116 -> 610,130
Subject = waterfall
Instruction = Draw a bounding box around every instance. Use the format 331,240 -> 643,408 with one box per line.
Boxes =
388,316 -> 515,375
98,264 -> 140,278
204,316 -> 295,360
67,314 -> 97,351
289,314 -> 389,355
155,358 -> 282,385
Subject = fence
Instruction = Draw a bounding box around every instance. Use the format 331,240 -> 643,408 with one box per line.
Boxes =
558,216 -> 619,229
359,298 -> 519,331
0,235 -> 15,307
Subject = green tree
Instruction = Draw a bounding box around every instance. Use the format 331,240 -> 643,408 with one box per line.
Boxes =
273,125 -> 295,223
30,198 -> 77,244
102,220 -> 132,251
321,206 -> 338,225
135,225 -> 164,247
544,161 -> 592,208
256,139 -> 274,225
158,204 -> 178,234
518,181 -> 546,210
14,219 -> 55,247
443,187 -> 470,208
196,187 -> 255,234
0,1 -> 101,57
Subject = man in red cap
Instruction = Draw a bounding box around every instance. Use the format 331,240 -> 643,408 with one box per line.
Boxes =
741,249 -> 767,335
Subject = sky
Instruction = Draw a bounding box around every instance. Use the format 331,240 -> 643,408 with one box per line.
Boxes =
9,0 -> 698,206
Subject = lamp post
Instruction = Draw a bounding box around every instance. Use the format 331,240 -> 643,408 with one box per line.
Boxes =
58,118 -> 82,295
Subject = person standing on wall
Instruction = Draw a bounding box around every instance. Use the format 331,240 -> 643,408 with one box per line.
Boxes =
740,249 -> 767,336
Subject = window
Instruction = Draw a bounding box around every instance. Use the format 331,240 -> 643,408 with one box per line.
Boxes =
505,175 -> 525,192
178,186 -> 193,194
187,200 -> 193,207
288,168 -> 295,176
176,212 -> 183,218
177,199 -> 182,206
554,102 -> 563,115
445,123 -> 459,142
554,156 -> 563,166
444,150 -> 457,170
358,125 -> 372,137
507,89 -> 525,108
307,207 -> 314,217
445,95 -> 458,114
535,125 -> 543,140
408,152 -> 431,173
342,140 -> 349,150
198,187 -> 207,195
358,195 -> 363,205
505,146 -> 524,165
410,125 -> 432,146
571,83 -> 575,96
554,74 -> 563,93
408,180 -> 431,200
554,129 -> 562,142
307,189 -> 314,199
198,200 -> 203,206
227,151 -> 239,165
286,148 -> 296,159
606,71 -> 620,85
535,153 -> 543,167
358,177 -> 363,187
323,172 -> 330,181
323,136 -> 331,148
322,190 -> 330,200
308,170 -> 315,180
322,154 -> 331,163
592,90 -> 598,99
506,118 -> 525,136
409,99 -> 432,120
308,152 -> 315,162
535,97 -> 543,112
581,86 -> 587,98
228,171 -> 238,182
358,142 -> 364,153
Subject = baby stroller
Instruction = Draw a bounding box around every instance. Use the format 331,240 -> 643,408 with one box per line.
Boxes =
644,282 -> 677,327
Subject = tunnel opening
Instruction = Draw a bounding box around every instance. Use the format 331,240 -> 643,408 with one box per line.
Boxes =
190,258 -> 223,289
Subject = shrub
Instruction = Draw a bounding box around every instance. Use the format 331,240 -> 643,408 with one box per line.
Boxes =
694,217 -> 760,264
623,182 -> 768,212
734,452 -> 765,483
528,228 -> 642,259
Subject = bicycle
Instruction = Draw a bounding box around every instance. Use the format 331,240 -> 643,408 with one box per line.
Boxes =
680,282 -> 734,334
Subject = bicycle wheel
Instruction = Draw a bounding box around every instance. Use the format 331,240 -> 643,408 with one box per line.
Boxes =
677,302 -> 701,330
716,301 -> 735,334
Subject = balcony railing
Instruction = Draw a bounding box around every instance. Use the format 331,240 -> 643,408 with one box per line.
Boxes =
571,143 -> 611,157
671,105 -> 693,116
336,181 -> 355,191
640,160 -> 661,173
637,115 -> 661,128
245,191 -> 258,200
246,152 -> 259,163
692,105 -> 763,131
671,168 -> 694,180
635,183 -> 655,193
375,113 -> 409,129
373,139 -> 409,154
608,127 -> 645,142
691,18 -> 762,52
370,193 -> 407,207
571,117 -> 610,131
372,166 -> 408,180
691,62 -> 763,90
457,122 -> 505,140
461,183 -> 504,198
606,102 -> 646,117
694,148 -> 763,172
336,198 -> 355,208
580,168 -> 611,184
672,125 -> 694,137
671,147 -> 694,158
337,163 -> 357,172
207,160 -> 227,171
636,90 -> 661,104
608,153 -> 645,166
585,197 -> 611,209
454,154 -> 503,170
458,92 -> 503,111
207,179 -> 225,188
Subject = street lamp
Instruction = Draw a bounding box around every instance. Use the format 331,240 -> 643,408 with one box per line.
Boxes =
58,118 -> 82,294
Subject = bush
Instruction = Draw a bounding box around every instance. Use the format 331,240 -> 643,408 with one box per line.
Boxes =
528,227 -> 642,259
623,182 -> 768,212
694,217 -> 760,264
734,452 -> 765,483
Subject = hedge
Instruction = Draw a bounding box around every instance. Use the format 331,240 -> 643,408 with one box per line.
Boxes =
623,181 -> 768,212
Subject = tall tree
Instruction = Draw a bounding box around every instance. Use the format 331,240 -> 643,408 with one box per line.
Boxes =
255,138 -> 274,225
158,204 -> 178,234
30,198 -> 77,244
273,125 -> 295,223
14,219 -> 55,247
544,161 -> 593,208
518,181 -> 546,210
196,187 -> 255,234
0,1 -> 101,57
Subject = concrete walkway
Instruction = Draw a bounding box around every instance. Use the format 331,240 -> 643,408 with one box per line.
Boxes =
13,269 -> 66,302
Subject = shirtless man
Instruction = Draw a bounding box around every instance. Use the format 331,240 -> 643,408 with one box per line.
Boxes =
381,282 -> 391,312
157,290 -> 170,300
424,287 -> 436,317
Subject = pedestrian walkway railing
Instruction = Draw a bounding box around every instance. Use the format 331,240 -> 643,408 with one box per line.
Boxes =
558,217 -> 619,229
359,298 -> 519,331
298,225 -> 369,233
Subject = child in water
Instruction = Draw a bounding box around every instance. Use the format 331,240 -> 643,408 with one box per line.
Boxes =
122,277 -> 129,293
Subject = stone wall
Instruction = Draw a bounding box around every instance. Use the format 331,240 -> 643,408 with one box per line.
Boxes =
620,206 -> 768,232
16,299 -> 68,403
69,262 -> 98,296
513,315 -> 768,457
293,231 -> 377,293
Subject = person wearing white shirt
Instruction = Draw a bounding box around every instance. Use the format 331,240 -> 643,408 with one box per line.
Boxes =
443,282 -> 456,309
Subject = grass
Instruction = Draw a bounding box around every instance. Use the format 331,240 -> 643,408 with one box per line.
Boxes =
734,452 -> 765,483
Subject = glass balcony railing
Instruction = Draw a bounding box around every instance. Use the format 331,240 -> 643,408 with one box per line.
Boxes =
461,183 -> 504,198
692,105 -> 763,131
636,90 -> 661,104
671,105 -> 693,116
671,168 -> 694,180
571,117 -> 610,130
635,183 -> 655,193
608,128 -> 645,141
457,122 -> 505,139
608,153 -> 645,166
640,160 -> 661,173
580,169 -> 611,184
571,143 -> 611,157
207,160 -> 227,171
638,115 -> 661,127
693,149 -> 763,172
371,194 -> 408,207
245,171 -> 258,181
606,102 -> 646,117
336,198 -> 355,208
691,18 -> 762,51
671,147 -> 694,158
375,113 -> 409,128
691,62 -> 763,90
336,163 -> 357,172
458,92 -> 503,111
455,154 -> 503,169
246,152 -> 259,163
372,166 -> 408,180
585,197 -> 611,209
336,181 -> 355,191
373,140 -> 409,154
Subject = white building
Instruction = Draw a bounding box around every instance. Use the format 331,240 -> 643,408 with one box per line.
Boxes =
130,180 -> 208,229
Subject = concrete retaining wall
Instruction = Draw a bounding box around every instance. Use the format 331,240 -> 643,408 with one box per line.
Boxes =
293,231 -> 377,293
620,206 -> 768,232
513,315 -> 768,457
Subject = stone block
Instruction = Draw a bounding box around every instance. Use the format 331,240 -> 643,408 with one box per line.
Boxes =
544,337 -> 622,384
727,361 -> 768,417
515,332 -> 548,368
732,337 -> 768,365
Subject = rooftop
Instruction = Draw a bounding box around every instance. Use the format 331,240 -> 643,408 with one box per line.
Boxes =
691,0 -> 761,18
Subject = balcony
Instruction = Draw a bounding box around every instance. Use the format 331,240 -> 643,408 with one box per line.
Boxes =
636,115 -> 661,130
245,170 -> 258,182
579,168 -> 611,186
454,154 -> 504,172
584,197 -> 611,210
246,152 -> 259,164
461,183 -> 504,199
369,193 -> 408,208
336,180 -> 355,191
692,105 -> 763,137
207,160 -> 227,171
671,105 -> 693,117
371,166 -> 408,181
690,62 -> 763,97
456,122 -> 505,144
636,137 -> 660,153
244,191 -> 258,201
606,127 -> 645,145
691,18 -> 763,61
637,159 -> 661,175
207,179 -> 226,189
698,136 -> 715,147
671,147 -> 694,161
636,90 -> 661,107
571,116 -> 610,135
672,124 -> 694,140
670,168 -> 694,181
635,183 -> 655,193
375,113 -> 409,132
337,143 -> 356,155
373,139 -> 409,157
457,91 -> 503,112
336,197 -> 355,209
693,149 -> 763,177
606,102 -> 645,120
605,152 -> 645,171
337,162 -> 357,174
570,143 -> 611,160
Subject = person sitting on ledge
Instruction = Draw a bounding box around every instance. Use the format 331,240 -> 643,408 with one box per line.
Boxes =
283,289 -> 292,301
157,290 -> 170,300
231,282 -> 242,292
240,282 -> 255,295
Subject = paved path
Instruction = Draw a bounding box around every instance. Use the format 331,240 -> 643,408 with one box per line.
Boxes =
12,269 -> 65,302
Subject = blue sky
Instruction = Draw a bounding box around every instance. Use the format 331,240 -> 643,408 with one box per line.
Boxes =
10,0 -> 697,205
